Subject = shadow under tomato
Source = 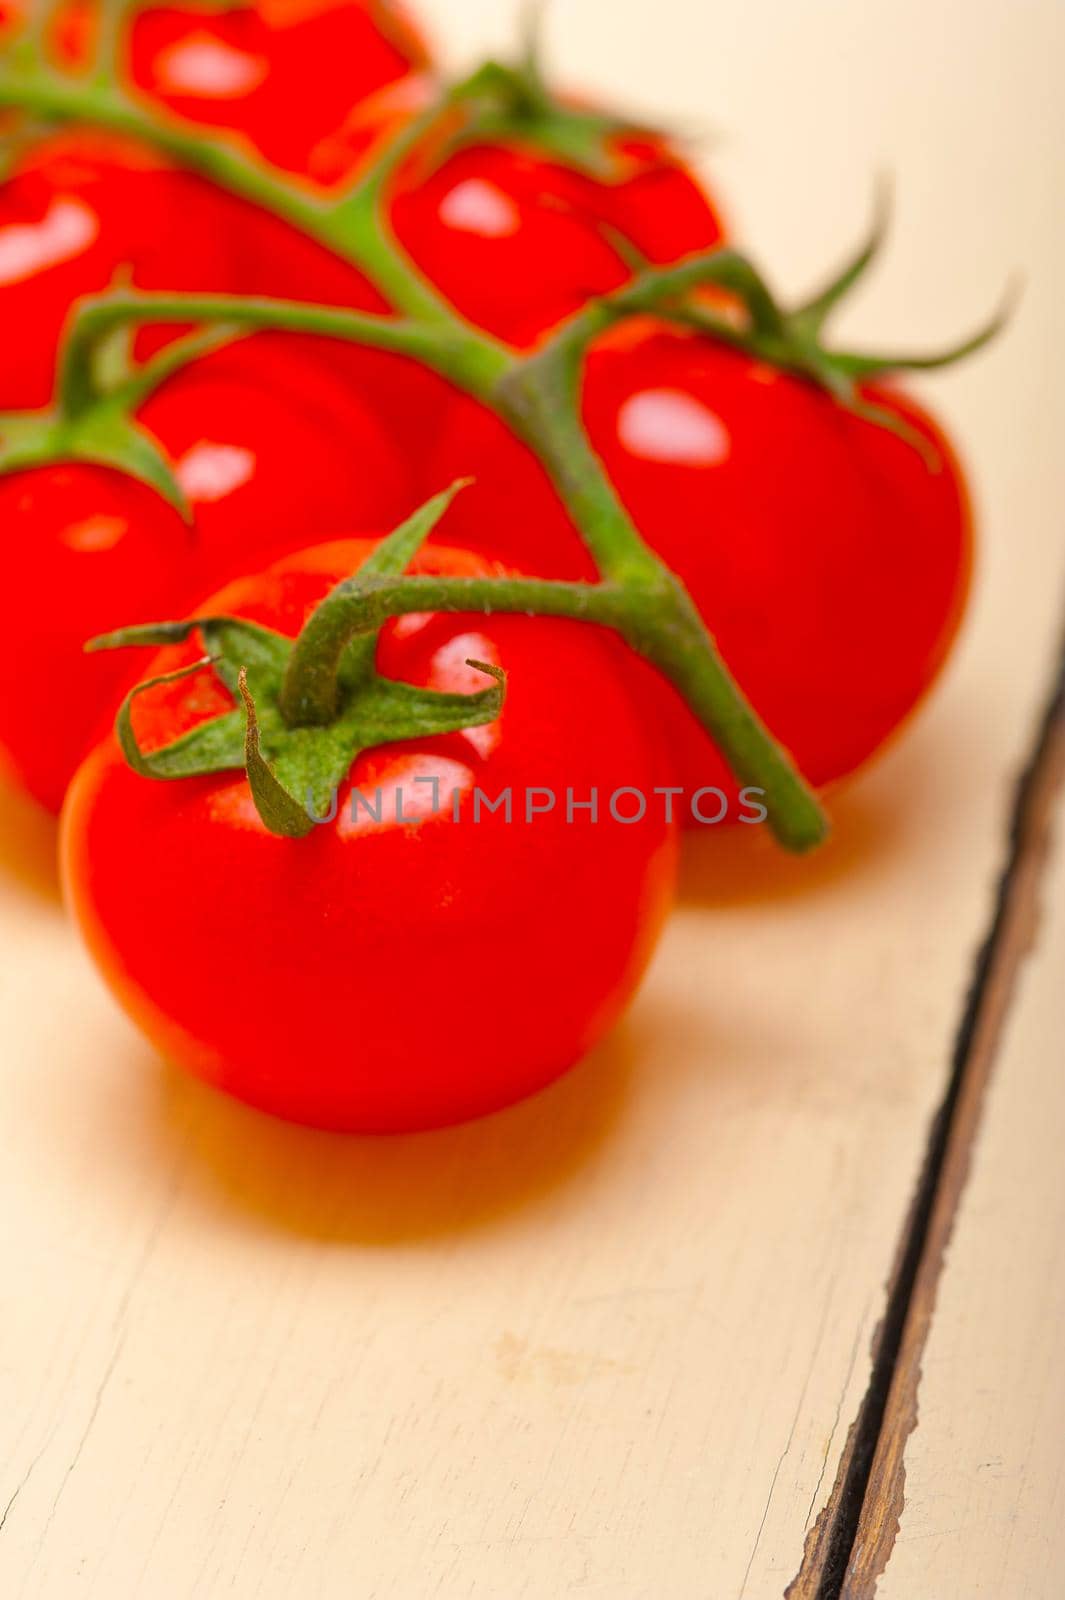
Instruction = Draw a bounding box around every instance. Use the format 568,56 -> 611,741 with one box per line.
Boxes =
679,740 -> 936,909
0,765 -> 60,902
146,1021 -> 644,1246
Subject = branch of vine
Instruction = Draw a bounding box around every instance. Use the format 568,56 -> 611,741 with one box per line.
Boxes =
0,11 -> 830,851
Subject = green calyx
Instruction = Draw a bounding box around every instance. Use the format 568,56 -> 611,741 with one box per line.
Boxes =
650,191 -> 1012,448
0,398 -> 190,514
0,322 -> 246,515
447,34 -> 660,184
88,485 -> 506,839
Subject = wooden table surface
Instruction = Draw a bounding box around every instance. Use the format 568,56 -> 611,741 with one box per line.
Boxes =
2,3 -> 1063,1597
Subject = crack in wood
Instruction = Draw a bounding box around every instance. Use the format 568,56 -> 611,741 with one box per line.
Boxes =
786,635 -> 1065,1600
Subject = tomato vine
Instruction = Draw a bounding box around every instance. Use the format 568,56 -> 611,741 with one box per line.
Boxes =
0,4 -> 1001,851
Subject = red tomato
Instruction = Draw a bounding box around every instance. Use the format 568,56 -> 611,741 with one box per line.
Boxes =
390,140 -> 632,347
429,323 -> 973,798
0,334 -> 412,810
0,132 -> 238,409
135,332 -> 412,585
128,0 -> 430,177
0,465 -> 195,812
422,391 -> 591,576
62,538 -> 678,1133
323,76 -> 725,347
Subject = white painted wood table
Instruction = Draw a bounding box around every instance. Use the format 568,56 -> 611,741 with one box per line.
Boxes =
1,2 -> 1063,1596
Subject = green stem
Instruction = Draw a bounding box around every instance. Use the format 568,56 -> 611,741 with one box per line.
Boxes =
494,257 -> 787,581
0,64 -> 325,225
326,88 -> 454,271
110,322 -> 245,409
588,247 -> 789,341
281,574 -> 619,726
618,581 -> 828,852
60,289 -> 514,407
319,91 -> 471,325
278,566 -> 827,852
495,351 -> 662,584
492,305 -> 827,850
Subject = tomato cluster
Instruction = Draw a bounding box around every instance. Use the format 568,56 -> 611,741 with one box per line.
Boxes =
0,2 -> 975,1132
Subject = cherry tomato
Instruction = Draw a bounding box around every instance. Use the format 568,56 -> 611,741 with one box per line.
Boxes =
128,0 -> 430,177
0,334 -> 412,810
429,323 -> 973,798
62,538 -> 678,1133
390,140 -> 631,347
0,132 -> 238,409
390,136 -> 722,347
308,74 -> 724,346
135,332 -> 412,586
0,465 -> 195,812
587,327 -> 974,794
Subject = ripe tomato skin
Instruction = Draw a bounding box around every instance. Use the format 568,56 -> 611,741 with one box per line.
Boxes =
0,465 -> 197,813
374,81 -> 725,348
429,324 -> 972,799
128,0 -> 430,177
62,539 -> 678,1134
0,132 -> 238,409
134,332 -> 412,585
423,391 -> 595,578
220,201 -> 386,313
547,131 -> 726,267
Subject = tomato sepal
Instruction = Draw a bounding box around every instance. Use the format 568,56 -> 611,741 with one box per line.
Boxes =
238,669 -> 318,839
88,493 -> 510,839
578,207 -> 1011,458
0,401 -> 190,517
447,57 -> 651,183
113,660 -> 245,783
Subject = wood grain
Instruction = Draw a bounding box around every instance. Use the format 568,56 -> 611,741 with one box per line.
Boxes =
1,2 -> 1064,1597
